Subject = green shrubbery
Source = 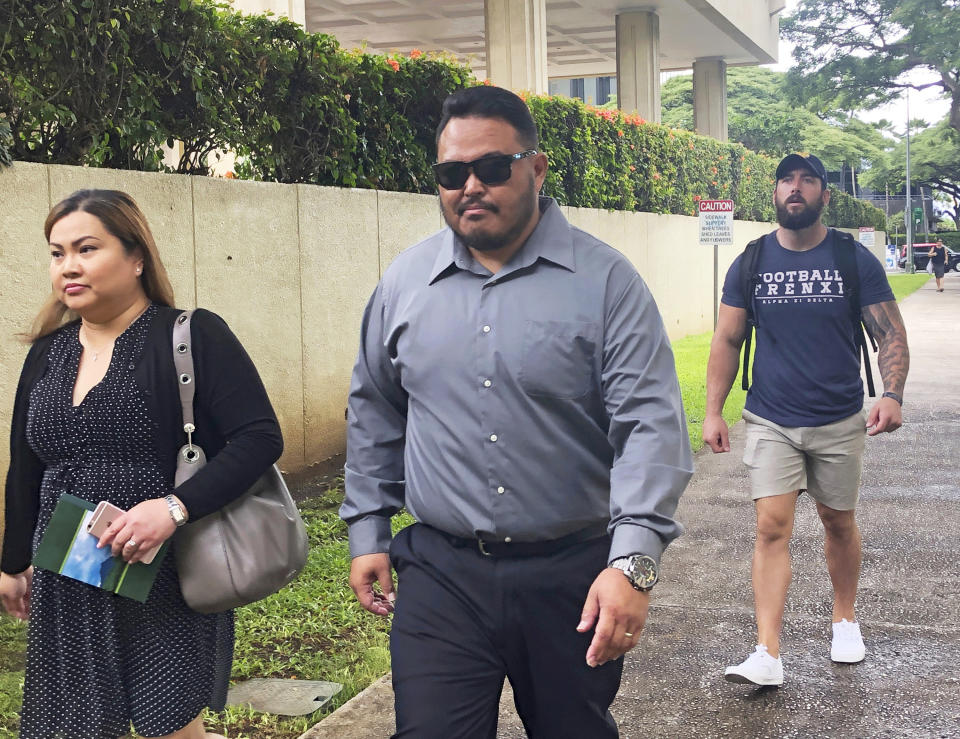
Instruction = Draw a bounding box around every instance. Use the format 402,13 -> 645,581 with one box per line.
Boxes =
530,96 -> 775,220
0,0 -> 470,186
823,188 -> 887,231
0,0 -> 887,226
890,232 -> 960,249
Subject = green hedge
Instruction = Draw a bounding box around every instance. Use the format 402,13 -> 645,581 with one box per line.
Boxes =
823,188 -> 887,231
530,96 -> 775,220
890,232 -> 960,249
0,0 -> 887,227
0,0 -> 471,185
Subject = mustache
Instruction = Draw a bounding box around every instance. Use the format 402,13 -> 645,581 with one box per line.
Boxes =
786,195 -> 806,204
457,199 -> 498,215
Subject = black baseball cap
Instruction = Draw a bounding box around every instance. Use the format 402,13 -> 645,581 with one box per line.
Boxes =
775,153 -> 827,188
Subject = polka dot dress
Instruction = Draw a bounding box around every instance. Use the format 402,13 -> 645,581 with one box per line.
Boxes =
20,306 -> 233,739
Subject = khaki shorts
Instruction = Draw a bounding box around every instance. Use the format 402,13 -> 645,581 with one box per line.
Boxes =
742,408 -> 866,510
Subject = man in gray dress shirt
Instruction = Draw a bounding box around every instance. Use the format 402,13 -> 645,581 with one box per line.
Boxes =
341,85 -> 693,738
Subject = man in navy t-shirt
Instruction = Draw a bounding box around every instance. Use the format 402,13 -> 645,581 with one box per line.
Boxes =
703,153 -> 909,687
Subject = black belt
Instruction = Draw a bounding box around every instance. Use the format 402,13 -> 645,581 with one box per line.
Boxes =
428,523 -> 609,558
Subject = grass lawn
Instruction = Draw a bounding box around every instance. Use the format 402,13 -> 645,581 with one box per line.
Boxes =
672,330 -> 746,453
0,271 -> 931,738
886,272 -> 930,302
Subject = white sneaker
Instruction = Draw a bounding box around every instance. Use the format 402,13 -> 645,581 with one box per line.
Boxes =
831,619 -> 866,663
724,644 -> 784,686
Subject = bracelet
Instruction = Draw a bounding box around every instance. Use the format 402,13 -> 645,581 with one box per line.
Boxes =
882,391 -> 903,406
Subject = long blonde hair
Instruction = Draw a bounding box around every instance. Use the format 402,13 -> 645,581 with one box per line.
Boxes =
30,190 -> 176,341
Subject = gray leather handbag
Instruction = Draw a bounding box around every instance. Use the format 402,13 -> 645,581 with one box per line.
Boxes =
171,310 -> 308,613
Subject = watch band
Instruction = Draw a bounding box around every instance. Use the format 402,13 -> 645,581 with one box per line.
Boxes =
882,391 -> 903,406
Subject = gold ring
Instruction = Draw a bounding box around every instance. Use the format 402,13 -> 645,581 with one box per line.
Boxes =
624,632 -> 634,638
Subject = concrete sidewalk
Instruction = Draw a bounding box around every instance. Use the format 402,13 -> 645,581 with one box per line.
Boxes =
302,272 -> 960,739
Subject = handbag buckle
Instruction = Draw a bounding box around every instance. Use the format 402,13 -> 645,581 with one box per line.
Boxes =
183,423 -> 198,460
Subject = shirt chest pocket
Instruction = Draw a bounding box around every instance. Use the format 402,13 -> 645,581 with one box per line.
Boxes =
518,320 -> 598,399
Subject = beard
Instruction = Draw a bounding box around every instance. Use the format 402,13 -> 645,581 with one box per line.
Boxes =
441,178 -> 539,253
776,193 -> 826,230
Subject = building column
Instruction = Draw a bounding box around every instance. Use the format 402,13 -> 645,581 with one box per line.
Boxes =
693,58 -> 728,141
286,0 -> 305,26
233,0 -> 305,26
615,11 -> 660,122
484,0 -> 548,94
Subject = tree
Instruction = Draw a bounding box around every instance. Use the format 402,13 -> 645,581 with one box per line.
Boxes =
661,67 -> 885,169
887,210 -> 905,233
782,0 -> 960,135
0,117 -> 10,168
861,119 -> 960,229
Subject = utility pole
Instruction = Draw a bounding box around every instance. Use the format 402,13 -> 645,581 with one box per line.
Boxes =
905,92 -> 914,273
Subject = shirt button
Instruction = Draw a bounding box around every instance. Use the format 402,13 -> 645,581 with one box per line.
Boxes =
504,536 -> 512,543
483,379 -> 492,388
489,434 -> 498,442
497,486 -> 505,494
482,325 -> 491,333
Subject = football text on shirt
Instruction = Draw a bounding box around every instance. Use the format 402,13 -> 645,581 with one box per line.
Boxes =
754,268 -> 844,304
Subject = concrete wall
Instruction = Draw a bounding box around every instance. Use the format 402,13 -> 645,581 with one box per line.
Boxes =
0,163 -> 445,482
0,162 -> 885,518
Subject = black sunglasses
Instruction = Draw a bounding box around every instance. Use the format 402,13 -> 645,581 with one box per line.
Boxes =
432,149 -> 538,190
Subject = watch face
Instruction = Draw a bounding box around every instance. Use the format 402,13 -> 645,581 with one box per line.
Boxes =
166,497 -> 186,525
630,556 -> 658,590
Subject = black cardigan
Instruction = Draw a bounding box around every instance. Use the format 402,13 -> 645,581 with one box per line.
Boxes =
2,306 -> 283,575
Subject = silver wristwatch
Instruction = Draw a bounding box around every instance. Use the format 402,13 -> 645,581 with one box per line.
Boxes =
164,495 -> 187,527
609,554 -> 659,592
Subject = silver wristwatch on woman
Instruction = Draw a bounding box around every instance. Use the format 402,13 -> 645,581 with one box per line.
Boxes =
164,495 -> 187,527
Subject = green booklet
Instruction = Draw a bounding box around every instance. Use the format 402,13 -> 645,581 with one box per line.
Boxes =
33,494 -> 169,603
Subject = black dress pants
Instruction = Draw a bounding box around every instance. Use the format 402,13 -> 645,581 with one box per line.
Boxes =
389,523 -> 622,739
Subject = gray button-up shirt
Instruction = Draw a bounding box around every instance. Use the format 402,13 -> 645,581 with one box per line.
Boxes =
341,198 -> 693,564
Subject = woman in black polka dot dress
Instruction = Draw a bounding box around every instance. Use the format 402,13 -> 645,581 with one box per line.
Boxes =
0,190 -> 283,739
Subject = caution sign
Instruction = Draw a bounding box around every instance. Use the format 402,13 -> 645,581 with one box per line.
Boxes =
698,199 -> 734,245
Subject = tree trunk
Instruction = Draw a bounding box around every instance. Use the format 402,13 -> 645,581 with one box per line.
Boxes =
947,74 -> 960,135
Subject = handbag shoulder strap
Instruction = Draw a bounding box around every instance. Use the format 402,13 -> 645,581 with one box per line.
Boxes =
173,310 -> 197,433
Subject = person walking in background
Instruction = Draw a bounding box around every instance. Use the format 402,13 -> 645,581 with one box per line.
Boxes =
341,85 -> 693,737
702,153 -> 909,687
0,189 -> 283,739
928,240 -> 947,291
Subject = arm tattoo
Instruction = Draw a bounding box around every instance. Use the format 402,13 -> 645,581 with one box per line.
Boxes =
862,301 -> 909,397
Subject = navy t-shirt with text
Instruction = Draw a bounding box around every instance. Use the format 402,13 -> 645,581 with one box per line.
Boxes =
721,230 -> 894,427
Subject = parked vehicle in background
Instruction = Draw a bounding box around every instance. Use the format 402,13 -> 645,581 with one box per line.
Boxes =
898,243 -> 960,272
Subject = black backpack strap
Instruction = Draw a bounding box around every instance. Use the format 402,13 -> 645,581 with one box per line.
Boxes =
739,237 -> 764,391
831,229 -> 877,397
